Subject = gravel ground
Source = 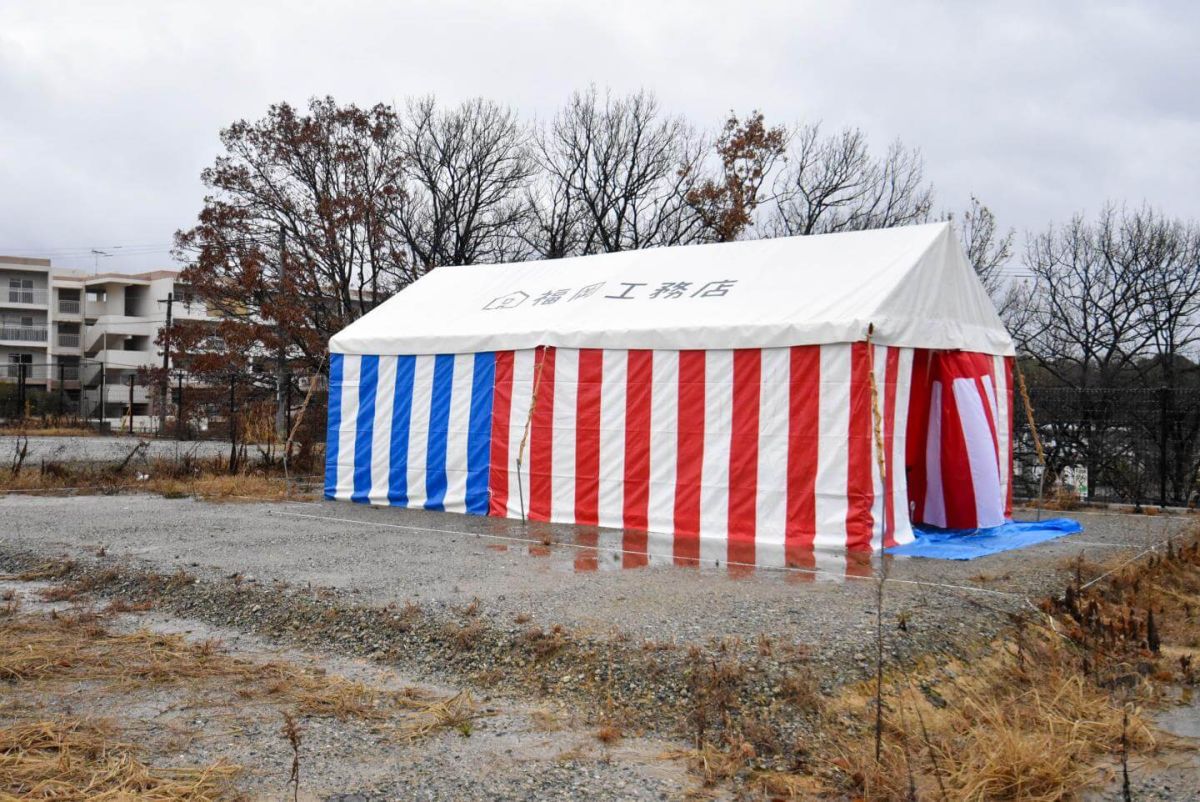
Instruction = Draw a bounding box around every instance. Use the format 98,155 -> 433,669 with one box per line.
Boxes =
1,494 -> 1192,677
0,581 -> 698,801
0,434 -> 232,465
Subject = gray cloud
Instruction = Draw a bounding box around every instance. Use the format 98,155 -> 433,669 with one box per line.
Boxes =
1,0 -> 1196,274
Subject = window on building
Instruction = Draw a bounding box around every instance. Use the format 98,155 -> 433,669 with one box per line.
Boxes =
8,278 -> 33,304
6,352 -> 32,378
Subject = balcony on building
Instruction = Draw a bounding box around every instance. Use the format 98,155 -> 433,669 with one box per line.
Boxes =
57,288 -> 82,316
2,284 -> 49,308
57,323 -> 81,349
0,320 -> 48,345
0,260 -> 51,312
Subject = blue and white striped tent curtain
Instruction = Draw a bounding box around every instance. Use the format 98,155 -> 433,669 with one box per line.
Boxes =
325,352 -> 496,513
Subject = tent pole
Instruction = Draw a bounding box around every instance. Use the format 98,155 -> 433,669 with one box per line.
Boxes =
514,345 -> 549,525
516,466 -> 526,523
1015,358 -> 1046,522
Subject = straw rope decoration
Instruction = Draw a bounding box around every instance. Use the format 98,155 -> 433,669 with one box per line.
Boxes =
865,325 -> 888,488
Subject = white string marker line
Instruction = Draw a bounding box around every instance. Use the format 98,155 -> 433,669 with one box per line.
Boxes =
267,508 -> 1023,599
1079,543 -> 1163,591
1018,506 -> 1196,523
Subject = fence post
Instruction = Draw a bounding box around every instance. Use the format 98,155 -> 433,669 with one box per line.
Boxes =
99,361 -> 106,432
284,374 -> 292,446
176,372 -> 184,441
1159,384 -> 1168,507
228,374 -> 238,473
17,362 -> 26,421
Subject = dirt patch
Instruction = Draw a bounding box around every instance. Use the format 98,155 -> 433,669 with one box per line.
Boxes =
0,551 -> 826,775
0,579 -> 697,801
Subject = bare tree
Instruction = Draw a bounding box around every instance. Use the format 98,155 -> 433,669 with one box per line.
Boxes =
529,87 -> 707,256
518,153 -> 586,260
1123,209 -> 1200,501
771,124 -> 933,236
1021,207 -> 1166,387
173,96 -> 409,373
945,196 -> 1025,323
393,97 -> 536,269
952,196 -> 1014,294
1018,205 -> 1200,502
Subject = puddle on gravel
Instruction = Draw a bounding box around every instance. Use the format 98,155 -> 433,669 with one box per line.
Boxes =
1156,693 -> 1200,740
474,521 -> 875,582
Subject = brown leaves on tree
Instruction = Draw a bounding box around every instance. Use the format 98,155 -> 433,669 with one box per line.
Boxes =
686,111 -> 787,242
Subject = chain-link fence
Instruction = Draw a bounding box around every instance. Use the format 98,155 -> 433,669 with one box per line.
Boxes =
0,357 -> 327,454
8,356 -> 1199,507
1014,385 -> 1200,507
0,359 -> 94,422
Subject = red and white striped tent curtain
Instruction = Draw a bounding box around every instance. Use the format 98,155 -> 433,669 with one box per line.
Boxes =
907,351 -> 1014,530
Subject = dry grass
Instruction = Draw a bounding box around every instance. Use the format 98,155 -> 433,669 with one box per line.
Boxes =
1039,486 -> 1082,510
661,531 -> 1200,800
779,669 -> 822,712
0,595 -> 482,800
664,741 -> 756,787
1,425 -> 96,437
0,454 -> 312,503
443,620 -> 485,651
818,532 -> 1200,801
519,624 -> 570,659
827,640 -> 1159,801
530,708 -> 563,732
0,608 -> 475,738
0,718 -> 240,801
146,474 -> 301,502
594,724 -> 623,744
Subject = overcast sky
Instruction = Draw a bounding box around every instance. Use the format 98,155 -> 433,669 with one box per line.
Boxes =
0,0 -> 1195,275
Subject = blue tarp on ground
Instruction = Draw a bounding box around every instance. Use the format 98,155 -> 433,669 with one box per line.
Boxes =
886,518 -> 1084,560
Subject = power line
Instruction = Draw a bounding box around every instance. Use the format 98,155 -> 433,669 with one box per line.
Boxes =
0,243 -> 175,256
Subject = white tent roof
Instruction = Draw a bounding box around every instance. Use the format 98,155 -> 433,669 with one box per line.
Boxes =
330,222 -> 1015,357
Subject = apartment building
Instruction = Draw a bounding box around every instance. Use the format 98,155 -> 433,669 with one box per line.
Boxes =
0,255 -> 213,424
0,255 -> 57,386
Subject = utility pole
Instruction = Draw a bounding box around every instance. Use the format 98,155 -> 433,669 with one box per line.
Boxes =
228,374 -> 238,473
176,372 -> 184,441
158,292 -> 173,436
284,374 -> 293,442
1159,384 -> 1169,507
127,374 -> 134,434
99,361 -> 106,432
275,226 -> 288,442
